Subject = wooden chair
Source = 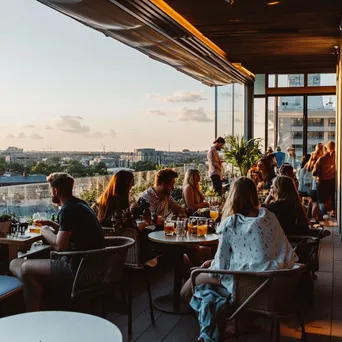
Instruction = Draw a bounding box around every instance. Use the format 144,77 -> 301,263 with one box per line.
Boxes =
105,228 -> 155,329
191,264 -> 308,342
50,237 -> 134,339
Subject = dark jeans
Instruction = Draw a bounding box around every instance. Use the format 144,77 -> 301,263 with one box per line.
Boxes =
317,179 -> 335,214
210,175 -> 222,196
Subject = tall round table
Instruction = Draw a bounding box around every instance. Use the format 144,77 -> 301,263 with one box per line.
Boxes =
148,231 -> 219,314
0,311 -> 123,342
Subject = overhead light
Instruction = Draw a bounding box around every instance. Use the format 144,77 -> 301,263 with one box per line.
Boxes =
266,1 -> 280,5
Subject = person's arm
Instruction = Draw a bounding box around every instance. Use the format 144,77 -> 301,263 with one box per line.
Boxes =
41,226 -> 71,252
169,196 -> 187,218
35,220 -> 59,232
183,185 -> 208,211
210,233 -> 231,274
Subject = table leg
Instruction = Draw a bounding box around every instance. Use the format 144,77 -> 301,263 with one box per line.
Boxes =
152,246 -> 189,314
8,245 -> 18,262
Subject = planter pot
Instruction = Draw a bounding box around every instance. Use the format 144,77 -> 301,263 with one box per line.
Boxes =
0,221 -> 11,234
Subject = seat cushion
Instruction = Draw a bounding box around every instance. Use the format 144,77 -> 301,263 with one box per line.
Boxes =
0,276 -> 23,300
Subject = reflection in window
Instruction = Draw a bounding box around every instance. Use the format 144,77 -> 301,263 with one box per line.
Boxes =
278,74 -> 304,87
308,73 -> 336,87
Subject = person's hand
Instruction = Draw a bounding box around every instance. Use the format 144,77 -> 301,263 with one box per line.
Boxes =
35,220 -> 55,227
200,260 -> 213,268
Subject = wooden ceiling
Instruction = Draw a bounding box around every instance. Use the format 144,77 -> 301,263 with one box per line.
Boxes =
164,0 -> 342,74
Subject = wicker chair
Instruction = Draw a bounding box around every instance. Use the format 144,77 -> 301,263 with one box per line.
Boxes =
104,228 -> 155,339
50,237 -> 134,338
287,235 -> 320,274
191,264 -> 308,342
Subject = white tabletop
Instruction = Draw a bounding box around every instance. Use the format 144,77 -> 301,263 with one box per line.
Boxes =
148,230 -> 219,245
0,311 -> 122,342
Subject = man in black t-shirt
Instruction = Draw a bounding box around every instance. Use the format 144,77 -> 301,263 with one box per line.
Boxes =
10,172 -> 104,311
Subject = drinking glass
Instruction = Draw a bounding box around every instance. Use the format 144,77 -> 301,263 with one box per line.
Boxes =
197,219 -> 208,237
164,219 -> 175,236
209,207 -> 219,222
188,217 -> 197,235
176,220 -> 186,237
32,213 -> 41,226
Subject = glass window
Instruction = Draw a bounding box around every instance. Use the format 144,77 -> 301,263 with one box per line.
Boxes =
308,73 -> 336,87
268,74 -> 276,88
278,95 -> 304,160
307,95 -> 336,153
233,83 -> 244,136
278,74 -> 304,88
267,97 -> 275,150
216,85 -> 233,137
254,74 -> 266,95
253,98 -> 265,149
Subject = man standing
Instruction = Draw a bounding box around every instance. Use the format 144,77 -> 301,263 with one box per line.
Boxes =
313,141 -> 336,215
207,137 -> 225,196
274,146 -> 286,167
10,172 -> 104,311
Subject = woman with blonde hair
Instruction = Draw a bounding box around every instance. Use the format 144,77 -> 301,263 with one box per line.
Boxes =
265,176 -> 309,235
182,169 -> 209,213
181,177 -> 296,303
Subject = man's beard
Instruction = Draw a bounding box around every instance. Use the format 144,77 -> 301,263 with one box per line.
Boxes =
51,195 -> 60,204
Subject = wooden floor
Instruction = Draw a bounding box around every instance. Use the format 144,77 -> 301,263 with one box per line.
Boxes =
106,223 -> 342,342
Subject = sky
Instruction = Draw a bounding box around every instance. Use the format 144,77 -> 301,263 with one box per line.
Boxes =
0,1 -> 214,152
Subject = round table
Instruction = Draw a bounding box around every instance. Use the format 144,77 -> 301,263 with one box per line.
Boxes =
149,231 -> 219,314
0,311 -> 123,342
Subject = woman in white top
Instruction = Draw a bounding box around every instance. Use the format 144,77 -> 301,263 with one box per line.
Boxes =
181,176 -> 297,301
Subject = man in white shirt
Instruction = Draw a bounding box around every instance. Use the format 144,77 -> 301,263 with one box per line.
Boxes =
207,137 -> 225,195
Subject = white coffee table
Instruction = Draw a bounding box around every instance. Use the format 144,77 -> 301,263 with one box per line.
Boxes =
0,311 -> 122,342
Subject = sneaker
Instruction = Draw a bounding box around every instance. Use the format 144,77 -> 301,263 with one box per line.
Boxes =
321,229 -> 331,238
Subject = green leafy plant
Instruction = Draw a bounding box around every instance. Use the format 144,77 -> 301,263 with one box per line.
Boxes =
0,214 -> 13,222
223,135 -> 263,177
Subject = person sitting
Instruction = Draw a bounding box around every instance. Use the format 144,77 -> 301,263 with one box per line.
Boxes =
142,168 -> 186,219
250,157 -> 275,190
182,169 -> 209,215
95,170 -> 156,264
265,176 -> 309,235
279,163 -> 299,188
10,172 -> 104,312
180,177 -> 296,340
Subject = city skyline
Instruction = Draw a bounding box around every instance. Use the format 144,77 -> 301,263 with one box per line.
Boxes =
0,1 -> 214,152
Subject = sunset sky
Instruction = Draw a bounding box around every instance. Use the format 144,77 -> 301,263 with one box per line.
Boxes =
0,1 -> 215,152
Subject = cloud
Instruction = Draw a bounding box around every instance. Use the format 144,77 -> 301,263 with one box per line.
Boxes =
24,124 -> 37,128
6,132 -> 44,140
53,116 -> 90,134
43,125 -> 53,130
30,133 -> 44,140
219,91 -> 232,98
85,129 -> 116,139
107,129 -> 116,138
178,107 -> 213,122
149,109 -> 167,116
147,91 -> 207,103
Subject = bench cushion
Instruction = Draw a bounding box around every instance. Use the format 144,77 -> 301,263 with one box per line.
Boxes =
0,276 -> 23,300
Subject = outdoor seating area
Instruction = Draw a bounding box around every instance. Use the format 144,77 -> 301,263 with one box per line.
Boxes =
2,0 -> 342,341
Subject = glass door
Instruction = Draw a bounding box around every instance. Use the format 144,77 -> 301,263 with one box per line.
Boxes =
277,95 -> 304,158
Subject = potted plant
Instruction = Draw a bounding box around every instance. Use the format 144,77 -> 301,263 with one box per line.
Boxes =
223,135 -> 263,177
0,214 -> 13,235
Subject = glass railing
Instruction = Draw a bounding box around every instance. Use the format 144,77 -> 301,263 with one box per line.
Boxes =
0,163 -> 236,218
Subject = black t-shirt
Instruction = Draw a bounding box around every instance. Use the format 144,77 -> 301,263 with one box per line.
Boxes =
57,197 -> 104,251
268,200 -> 309,235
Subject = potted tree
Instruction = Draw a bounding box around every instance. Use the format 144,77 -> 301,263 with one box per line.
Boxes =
223,135 -> 263,177
0,214 -> 13,235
